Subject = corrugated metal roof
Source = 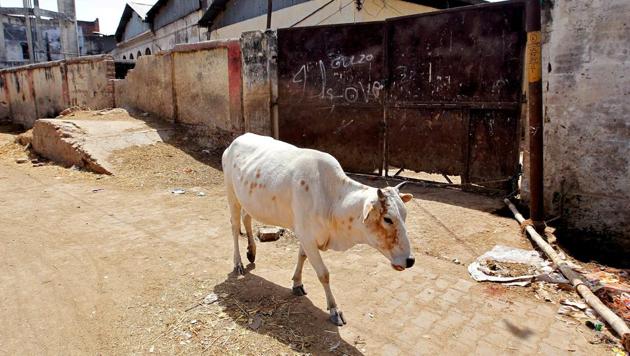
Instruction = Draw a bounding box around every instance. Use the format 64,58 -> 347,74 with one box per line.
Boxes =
114,1 -> 158,42
147,0 -> 202,31
128,1 -> 158,20
198,0 -> 229,27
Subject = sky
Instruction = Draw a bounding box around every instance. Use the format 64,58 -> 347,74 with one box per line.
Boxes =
0,0 -> 129,34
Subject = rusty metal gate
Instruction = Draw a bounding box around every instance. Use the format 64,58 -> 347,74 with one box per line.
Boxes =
277,1 -> 526,190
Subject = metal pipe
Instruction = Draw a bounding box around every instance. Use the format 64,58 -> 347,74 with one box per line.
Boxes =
266,0 -> 272,29
504,199 -> 630,352
526,0 -> 544,231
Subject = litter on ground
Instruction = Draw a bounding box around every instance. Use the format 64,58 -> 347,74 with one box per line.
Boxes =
468,245 -> 556,286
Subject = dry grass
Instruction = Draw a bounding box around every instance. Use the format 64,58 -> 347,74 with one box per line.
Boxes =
57,108 -> 134,121
109,139 -> 223,190
1,114 -> 225,191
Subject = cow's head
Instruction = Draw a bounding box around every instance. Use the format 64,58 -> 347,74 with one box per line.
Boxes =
362,182 -> 415,270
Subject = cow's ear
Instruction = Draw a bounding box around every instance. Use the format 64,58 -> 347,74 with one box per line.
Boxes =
399,193 -> 413,203
362,199 -> 376,223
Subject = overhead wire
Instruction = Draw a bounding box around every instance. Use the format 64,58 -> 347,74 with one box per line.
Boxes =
315,0 -> 355,26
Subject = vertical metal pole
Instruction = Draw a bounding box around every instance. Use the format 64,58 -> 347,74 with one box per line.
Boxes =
266,0 -> 272,30
526,0 -> 544,231
381,21 -> 389,177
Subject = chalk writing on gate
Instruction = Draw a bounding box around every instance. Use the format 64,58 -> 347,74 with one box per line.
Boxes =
290,52 -> 384,106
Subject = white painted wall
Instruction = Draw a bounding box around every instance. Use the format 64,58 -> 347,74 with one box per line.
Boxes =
209,0 -> 434,40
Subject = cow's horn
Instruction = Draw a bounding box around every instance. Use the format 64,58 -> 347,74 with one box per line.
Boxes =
395,182 -> 407,190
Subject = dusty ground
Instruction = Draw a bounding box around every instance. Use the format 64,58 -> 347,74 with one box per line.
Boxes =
0,120 -> 622,355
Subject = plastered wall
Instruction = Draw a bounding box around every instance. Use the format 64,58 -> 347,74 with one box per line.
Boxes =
0,55 -> 116,128
522,0 -> 630,250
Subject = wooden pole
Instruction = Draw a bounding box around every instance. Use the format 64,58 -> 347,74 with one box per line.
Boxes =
504,199 -> 630,351
525,0 -> 545,232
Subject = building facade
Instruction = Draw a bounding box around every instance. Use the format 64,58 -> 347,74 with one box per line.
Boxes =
200,0 -> 456,40
0,0 -> 114,68
113,0 -> 210,60
112,0 -> 482,60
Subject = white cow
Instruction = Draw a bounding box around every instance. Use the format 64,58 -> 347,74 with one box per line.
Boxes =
222,133 -> 415,325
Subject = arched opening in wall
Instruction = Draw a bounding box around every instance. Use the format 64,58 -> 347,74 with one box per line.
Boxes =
130,53 -> 134,60
145,48 -> 151,55
123,55 -> 126,60
137,51 -> 142,58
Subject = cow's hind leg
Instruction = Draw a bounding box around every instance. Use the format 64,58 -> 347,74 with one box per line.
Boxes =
227,187 -> 245,275
302,242 -> 346,326
242,212 -> 256,263
291,244 -> 307,296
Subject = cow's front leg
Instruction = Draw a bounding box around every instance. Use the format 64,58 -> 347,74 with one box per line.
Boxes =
291,244 -> 308,296
302,243 -> 346,326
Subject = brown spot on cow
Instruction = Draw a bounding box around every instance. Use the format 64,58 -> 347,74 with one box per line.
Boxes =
271,196 -> 276,201
305,185 -> 309,192
348,217 -> 354,223
367,209 -> 399,252
300,180 -> 305,186
318,272 -> 330,284
348,225 -> 352,231
331,217 -> 341,231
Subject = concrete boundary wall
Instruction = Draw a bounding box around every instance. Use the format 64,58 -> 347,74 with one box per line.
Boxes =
114,53 -> 175,122
520,0 -> 630,251
114,33 -> 274,149
65,56 -> 116,109
0,55 -> 116,128
240,31 -> 277,137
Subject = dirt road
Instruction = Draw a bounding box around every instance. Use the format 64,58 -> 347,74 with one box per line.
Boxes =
0,125 -> 612,355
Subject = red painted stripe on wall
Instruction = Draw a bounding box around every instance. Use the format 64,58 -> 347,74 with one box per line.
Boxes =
227,42 -> 243,132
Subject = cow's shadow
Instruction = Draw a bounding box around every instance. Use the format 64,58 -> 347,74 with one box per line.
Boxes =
213,269 -> 363,355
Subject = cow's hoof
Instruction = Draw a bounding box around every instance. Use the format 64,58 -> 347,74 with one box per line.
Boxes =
329,309 -> 346,326
292,285 -> 307,296
234,263 -> 245,275
246,248 -> 256,263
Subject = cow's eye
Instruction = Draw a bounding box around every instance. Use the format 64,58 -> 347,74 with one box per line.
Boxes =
384,217 -> 393,224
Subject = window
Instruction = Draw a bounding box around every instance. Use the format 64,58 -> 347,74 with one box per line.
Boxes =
130,53 -> 134,60
145,48 -> 151,55
137,51 -> 142,58
123,55 -> 127,60
20,42 -> 29,60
